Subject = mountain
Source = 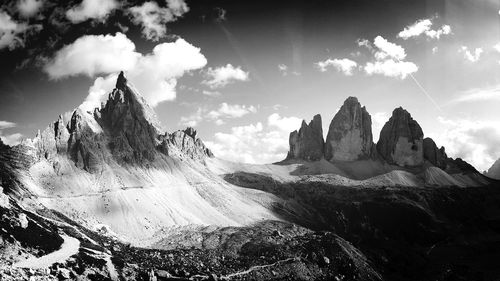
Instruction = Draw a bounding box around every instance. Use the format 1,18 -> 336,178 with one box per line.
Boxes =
284,96 -> 490,187
486,158 -> 500,180
325,97 -> 374,161
1,75 -> 499,281
286,114 -> 324,161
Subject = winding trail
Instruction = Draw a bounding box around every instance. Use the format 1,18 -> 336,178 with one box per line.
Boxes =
13,235 -> 80,269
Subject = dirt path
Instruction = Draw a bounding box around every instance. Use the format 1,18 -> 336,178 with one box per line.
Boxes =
13,235 -> 80,269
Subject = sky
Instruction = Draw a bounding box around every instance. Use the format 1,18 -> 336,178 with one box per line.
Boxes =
0,0 -> 499,171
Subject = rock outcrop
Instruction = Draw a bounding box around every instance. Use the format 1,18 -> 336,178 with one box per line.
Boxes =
324,97 -> 374,161
287,114 -> 324,161
485,158 -> 500,180
158,127 -> 214,161
376,107 -> 424,167
423,137 -> 448,169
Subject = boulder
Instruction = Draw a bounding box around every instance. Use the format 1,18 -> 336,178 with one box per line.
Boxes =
287,114 -> 324,161
324,97 -> 374,161
376,107 -> 424,167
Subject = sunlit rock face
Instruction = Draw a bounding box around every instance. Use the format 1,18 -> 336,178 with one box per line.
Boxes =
324,97 -> 374,162
287,114 -> 324,161
376,107 -> 424,167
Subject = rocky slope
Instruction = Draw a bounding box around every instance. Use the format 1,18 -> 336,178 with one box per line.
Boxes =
325,97 -> 374,161
485,158 -> 500,180
287,114 -> 324,161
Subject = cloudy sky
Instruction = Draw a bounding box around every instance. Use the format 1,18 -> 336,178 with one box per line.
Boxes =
0,0 -> 499,171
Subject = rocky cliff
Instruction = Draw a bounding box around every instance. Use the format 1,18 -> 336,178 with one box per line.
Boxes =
376,107 -> 424,167
324,97 -> 374,161
423,137 -> 448,169
287,114 -> 324,161
23,71 -> 213,173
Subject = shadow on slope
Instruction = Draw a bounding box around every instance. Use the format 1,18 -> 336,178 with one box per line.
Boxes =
223,171 -> 500,281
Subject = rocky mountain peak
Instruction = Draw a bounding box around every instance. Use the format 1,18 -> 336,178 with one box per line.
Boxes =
324,96 -> 374,161
376,107 -> 424,166
287,114 -> 324,161
485,158 -> 500,180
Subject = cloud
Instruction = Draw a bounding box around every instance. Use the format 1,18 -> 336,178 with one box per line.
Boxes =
207,103 -> 257,119
459,46 -> 483,62
278,64 -> 288,76
433,117 -> 500,171
17,0 -> 43,17
452,85 -> 500,103
494,42 -> 500,53
214,7 -> 226,22
66,0 -> 118,23
315,58 -> 358,75
432,46 -> 438,54
0,121 -> 22,146
267,113 -> 302,132
129,0 -> 189,41
206,113 -> 302,163
180,107 -> 204,127
45,33 -> 207,108
44,33 -> 140,79
180,103 -> 257,127
398,18 -> 451,40
364,59 -> 418,79
203,64 -> 250,89
202,90 -> 221,97
80,73 -> 118,112
363,36 -> 418,79
371,112 -> 389,142
373,36 -> 406,60
206,121 -> 291,164
0,10 -> 29,50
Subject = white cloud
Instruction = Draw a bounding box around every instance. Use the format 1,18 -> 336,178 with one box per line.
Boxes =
44,33 -> 140,78
363,36 -> 418,79
278,64 -> 288,76
180,103 -> 257,127
267,113 -> 302,132
45,33 -> 207,108
129,0 -> 189,41
315,58 -> 358,75
66,0 -> 118,23
398,18 -> 451,40
373,36 -> 406,60
207,103 -> 257,119
432,47 -> 438,54
0,121 -> 22,146
206,121 -> 291,164
453,85 -> 500,103
205,113 -> 303,163
459,46 -> 483,62
17,0 -> 43,17
202,90 -> 221,97
180,107 -> 204,127
371,112 -> 389,142
0,11 -> 30,50
494,42 -> 500,52
364,59 -> 418,79
80,73 -> 118,112
203,64 -> 249,89
433,117 -> 500,171
0,121 -> 17,130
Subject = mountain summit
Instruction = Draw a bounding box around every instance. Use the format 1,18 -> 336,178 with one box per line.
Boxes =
27,71 -> 213,172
